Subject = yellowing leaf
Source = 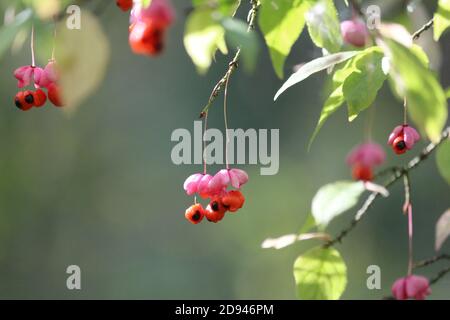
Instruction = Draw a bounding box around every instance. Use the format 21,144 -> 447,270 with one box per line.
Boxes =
293,246 -> 347,300
56,11 -> 110,109
434,0 -> 450,41
184,9 -> 228,74
32,0 -> 60,20
259,0 -> 311,78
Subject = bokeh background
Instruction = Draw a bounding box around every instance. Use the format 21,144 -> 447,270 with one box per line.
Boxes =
0,0 -> 448,299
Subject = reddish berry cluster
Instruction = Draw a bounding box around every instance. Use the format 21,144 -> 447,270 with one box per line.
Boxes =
117,0 -> 175,56
388,124 -> 420,155
185,190 -> 245,224
13,62 -> 63,111
183,168 -> 249,224
14,89 -> 46,111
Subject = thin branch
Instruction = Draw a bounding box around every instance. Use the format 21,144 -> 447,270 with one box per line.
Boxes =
429,265 -> 450,285
414,254 -> 450,269
199,0 -> 260,118
325,127 -> 450,248
412,18 -> 434,40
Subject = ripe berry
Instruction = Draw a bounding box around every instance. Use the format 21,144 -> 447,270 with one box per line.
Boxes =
24,90 -> 34,104
340,19 -> 368,47
221,190 -> 245,212
351,164 -> 373,181
32,89 -> 47,107
185,203 -> 205,225
48,83 -> 63,107
205,197 -> 227,223
14,91 -> 33,111
129,20 -> 165,56
116,0 -> 133,11
392,136 -> 407,155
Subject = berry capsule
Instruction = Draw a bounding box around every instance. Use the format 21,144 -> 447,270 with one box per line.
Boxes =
129,20 -> 165,56
205,197 -> 227,223
24,90 -> 34,105
351,164 -> 373,181
185,203 -> 205,224
32,89 -> 47,107
392,136 -> 407,155
221,190 -> 245,212
116,0 -> 133,11
48,83 -> 64,107
14,91 -> 33,111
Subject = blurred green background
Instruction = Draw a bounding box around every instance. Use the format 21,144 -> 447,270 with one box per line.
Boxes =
0,0 -> 448,299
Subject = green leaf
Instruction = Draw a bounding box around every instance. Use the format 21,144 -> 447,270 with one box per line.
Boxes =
184,9 -> 228,74
221,18 -> 259,73
308,52 -> 363,148
343,47 -> 386,121
274,51 -> 359,100
436,139 -> 450,184
0,9 -> 32,59
57,11 -> 110,109
258,0 -> 311,78
299,213 -> 317,234
384,40 -> 448,142
184,2 -> 240,74
305,0 -> 342,53
434,0 -> 450,41
312,181 -> 365,228
293,246 -> 347,300
308,86 -> 345,150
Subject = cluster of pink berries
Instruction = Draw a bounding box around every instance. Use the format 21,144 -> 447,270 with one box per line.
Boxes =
117,0 -> 175,57
183,169 -> 248,224
13,61 -> 63,111
347,124 -> 420,182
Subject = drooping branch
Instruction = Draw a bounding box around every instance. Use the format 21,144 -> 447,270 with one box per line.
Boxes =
199,0 -> 260,118
325,127 -> 450,248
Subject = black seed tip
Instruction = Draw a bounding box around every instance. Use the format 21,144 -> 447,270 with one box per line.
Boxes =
25,94 -> 34,104
192,211 -> 201,221
396,140 -> 406,150
211,201 -> 220,211
15,99 -> 22,109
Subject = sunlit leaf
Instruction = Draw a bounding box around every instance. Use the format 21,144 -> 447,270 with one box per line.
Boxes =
293,246 -> 347,300
434,0 -> 450,41
383,39 -> 448,142
56,11 -> 110,109
31,0 -> 60,20
436,139 -> 450,184
312,180 -> 365,228
436,209 -> 450,251
305,0 -> 342,53
274,51 -> 359,100
343,47 -> 386,121
258,0 -> 311,78
0,9 -> 32,59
